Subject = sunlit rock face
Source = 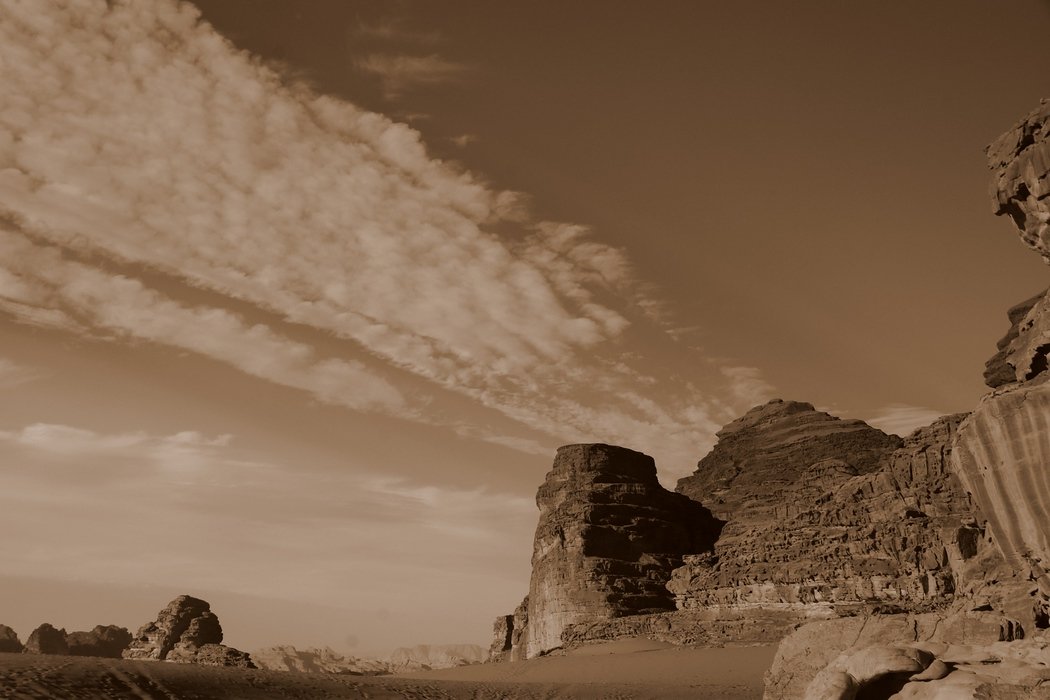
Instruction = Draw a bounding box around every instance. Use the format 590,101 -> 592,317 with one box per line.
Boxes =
523,443 -> 723,658
952,373 -> 1050,593
987,98 -> 1050,264
671,401 -> 974,612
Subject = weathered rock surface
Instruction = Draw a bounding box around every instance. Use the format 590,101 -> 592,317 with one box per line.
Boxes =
671,406 -> 986,614
388,644 -> 485,671
522,443 -> 723,658
984,289 -> 1049,388
987,98 -> 1050,264
251,645 -> 389,675
65,625 -> 132,658
0,625 -> 22,653
22,624 -> 68,655
953,373 -> 1050,598
763,611 -> 1034,699
123,595 -> 252,667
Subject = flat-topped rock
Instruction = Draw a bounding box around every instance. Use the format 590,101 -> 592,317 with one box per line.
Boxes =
987,98 -> 1050,263
522,444 -> 723,658
65,625 -> 132,658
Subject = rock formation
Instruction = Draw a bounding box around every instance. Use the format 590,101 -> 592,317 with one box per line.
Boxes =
489,596 -> 528,662
983,288 -> 1048,388
670,404 -> 985,613
987,98 -> 1050,263
953,373 -> 1050,598
518,443 -> 723,658
0,625 -> 22,653
387,644 -> 485,671
252,645 -> 390,675
123,595 -> 253,668
22,624 -> 68,655
763,99 -> 1050,699
65,625 -> 132,658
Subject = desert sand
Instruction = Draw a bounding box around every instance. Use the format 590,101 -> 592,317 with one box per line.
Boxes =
0,640 -> 775,699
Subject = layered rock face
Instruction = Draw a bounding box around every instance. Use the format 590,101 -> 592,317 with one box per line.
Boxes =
489,596 -> 528,662
987,99 -> 1050,263
521,444 -> 723,658
65,625 -> 132,658
0,625 -> 22,653
22,624 -> 68,655
953,373 -> 1050,595
123,595 -> 253,667
676,399 -> 901,519
671,401 -> 964,612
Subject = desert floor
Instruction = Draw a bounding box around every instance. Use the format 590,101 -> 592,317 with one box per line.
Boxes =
0,640 -> 776,699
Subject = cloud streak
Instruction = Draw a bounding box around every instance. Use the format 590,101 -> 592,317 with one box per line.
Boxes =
0,0 -> 772,476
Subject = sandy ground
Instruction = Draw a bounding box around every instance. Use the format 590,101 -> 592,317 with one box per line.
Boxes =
0,640 -> 775,699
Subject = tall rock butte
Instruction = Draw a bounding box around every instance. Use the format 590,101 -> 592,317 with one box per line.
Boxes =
519,444 -> 723,658
123,595 -> 254,668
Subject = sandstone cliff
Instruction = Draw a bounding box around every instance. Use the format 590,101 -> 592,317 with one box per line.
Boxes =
507,444 -> 723,659
22,624 -> 68,655
65,625 -> 132,658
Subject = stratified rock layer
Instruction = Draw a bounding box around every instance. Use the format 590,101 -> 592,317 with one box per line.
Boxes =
0,625 -> 22,653
22,624 -> 68,655
676,399 -> 901,521
952,373 -> 1050,594
987,98 -> 1050,263
524,444 -> 723,658
387,644 -> 485,671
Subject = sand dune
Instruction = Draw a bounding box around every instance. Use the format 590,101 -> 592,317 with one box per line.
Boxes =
0,641 -> 774,699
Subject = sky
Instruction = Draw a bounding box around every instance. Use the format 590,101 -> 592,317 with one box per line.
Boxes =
0,0 -> 1048,655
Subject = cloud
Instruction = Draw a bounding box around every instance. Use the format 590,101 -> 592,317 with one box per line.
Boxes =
0,0 -> 773,475
865,404 -> 945,437
0,357 -> 46,387
355,53 -> 471,99
450,134 -> 478,148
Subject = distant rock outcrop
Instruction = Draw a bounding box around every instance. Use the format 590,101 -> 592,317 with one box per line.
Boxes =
0,625 -> 22,653
987,98 -> 1050,263
387,644 -> 485,671
252,645 -> 389,675
123,595 -> 253,668
22,624 -> 68,655
518,443 -> 723,658
65,625 -> 132,658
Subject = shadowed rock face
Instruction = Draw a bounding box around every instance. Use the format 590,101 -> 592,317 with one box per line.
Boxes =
23,624 -> 68,655
523,444 -> 723,658
987,98 -> 1050,264
0,625 -> 22,653
65,625 -> 132,658
982,289 -> 1050,388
